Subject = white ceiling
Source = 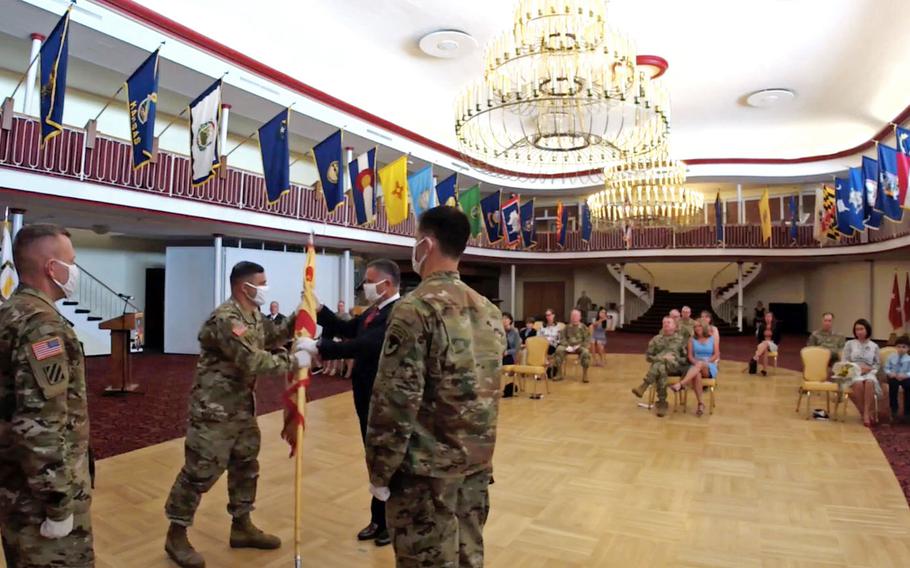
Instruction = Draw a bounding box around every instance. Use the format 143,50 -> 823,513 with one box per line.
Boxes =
138,0 -> 910,161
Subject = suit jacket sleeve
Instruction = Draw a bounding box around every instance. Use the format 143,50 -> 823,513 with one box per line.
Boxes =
317,320 -> 387,361
317,306 -> 360,340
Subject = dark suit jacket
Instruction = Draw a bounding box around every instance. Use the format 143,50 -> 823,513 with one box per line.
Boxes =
316,300 -> 397,435
756,321 -> 782,345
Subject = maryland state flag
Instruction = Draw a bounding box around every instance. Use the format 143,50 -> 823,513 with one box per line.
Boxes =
282,234 -> 318,456
520,200 -> 536,249
0,222 -> 17,303
480,190 -> 502,244
39,6 -> 72,146
125,49 -> 160,169
313,131 -> 345,213
556,201 -> 568,248
378,155 -> 409,226
459,185 -> 482,237
889,272 -> 904,332
813,185 -> 838,243
759,189 -> 772,243
436,173 -> 458,207
258,108 -> 290,203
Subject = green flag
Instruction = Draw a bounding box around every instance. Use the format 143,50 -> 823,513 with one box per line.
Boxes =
459,185 -> 482,237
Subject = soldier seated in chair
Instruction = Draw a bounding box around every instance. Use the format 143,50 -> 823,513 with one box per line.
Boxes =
631,316 -> 689,417
554,308 -> 592,383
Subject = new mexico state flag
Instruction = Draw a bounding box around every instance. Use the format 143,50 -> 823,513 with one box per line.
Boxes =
379,156 -> 409,226
759,189 -> 772,243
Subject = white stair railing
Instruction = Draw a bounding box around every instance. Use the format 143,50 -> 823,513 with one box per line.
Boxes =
607,263 -> 655,328
710,262 -> 762,329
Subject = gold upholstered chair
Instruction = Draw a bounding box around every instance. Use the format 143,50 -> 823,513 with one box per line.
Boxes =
796,346 -> 839,419
504,336 -> 551,399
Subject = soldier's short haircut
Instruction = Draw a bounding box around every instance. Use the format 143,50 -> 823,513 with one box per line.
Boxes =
896,335 -> 910,347
367,258 -> 401,286
417,206 -> 470,258
12,223 -> 71,273
230,261 -> 265,285
822,312 -> 835,319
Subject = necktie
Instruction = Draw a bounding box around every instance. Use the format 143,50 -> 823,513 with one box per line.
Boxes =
363,307 -> 378,328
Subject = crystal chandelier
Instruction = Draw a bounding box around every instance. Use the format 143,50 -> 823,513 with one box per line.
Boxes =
587,149 -> 704,226
454,0 -> 670,177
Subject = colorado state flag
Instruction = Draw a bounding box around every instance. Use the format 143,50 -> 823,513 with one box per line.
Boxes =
408,166 -> 435,218
258,108 -> 290,203
39,7 -> 72,146
313,131 -> 345,213
378,156 -> 409,226
125,49 -> 160,169
348,148 -> 376,226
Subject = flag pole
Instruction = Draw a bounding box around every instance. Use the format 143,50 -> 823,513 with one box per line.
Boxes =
93,42 -> 165,123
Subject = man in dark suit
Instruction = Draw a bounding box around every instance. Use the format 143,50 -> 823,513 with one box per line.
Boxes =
265,301 -> 286,325
297,258 -> 400,546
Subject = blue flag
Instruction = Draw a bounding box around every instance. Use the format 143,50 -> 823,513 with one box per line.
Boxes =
480,190 -> 502,243
557,202 -> 568,248
258,109 -> 290,203
348,148 -> 376,226
408,166 -> 435,218
125,49 -> 160,169
788,195 -> 798,241
39,7 -> 72,146
877,143 -> 904,221
714,192 -> 724,243
580,201 -> 592,243
313,131 -> 345,213
859,156 -> 882,229
520,200 -> 536,249
502,196 -> 521,246
834,177 -> 857,236
848,168 -> 872,231
435,173 -> 458,207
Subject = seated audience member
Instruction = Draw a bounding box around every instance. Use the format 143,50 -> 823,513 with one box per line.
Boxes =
885,335 -> 910,420
699,310 -> 721,344
540,308 -> 561,377
589,308 -> 609,367
555,308 -> 592,382
751,311 -> 780,375
678,305 -> 695,342
754,301 -> 766,330
807,311 -> 845,364
843,318 -> 881,427
631,316 -> 688,417
502,313 -> 521,365
671,318 -> 718,416
669,308 -> 681,323
520,316 -> 537,342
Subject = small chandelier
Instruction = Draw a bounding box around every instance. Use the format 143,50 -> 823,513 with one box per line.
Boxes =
588,150 -> 704,226
454,0 -> 670,177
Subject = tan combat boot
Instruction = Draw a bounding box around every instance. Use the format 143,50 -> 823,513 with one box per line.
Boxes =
230,514 -> 281,549
655,401 -> 669,417
631,382 -> 648,398
165,523 -> 205,568
582,369 -> 589,383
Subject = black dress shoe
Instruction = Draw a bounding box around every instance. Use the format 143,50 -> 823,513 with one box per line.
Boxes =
374,529 -> 391,547
357,523 -> 380,541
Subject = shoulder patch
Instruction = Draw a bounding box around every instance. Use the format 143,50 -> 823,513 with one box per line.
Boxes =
383,321 -> 410,357
232,323 -> 248,337
31,337 -> 64,361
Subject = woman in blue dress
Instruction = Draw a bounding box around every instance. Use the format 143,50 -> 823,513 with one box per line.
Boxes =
671,318 -> 719,416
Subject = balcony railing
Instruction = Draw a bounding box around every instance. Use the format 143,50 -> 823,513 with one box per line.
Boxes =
2,113 -> 908,252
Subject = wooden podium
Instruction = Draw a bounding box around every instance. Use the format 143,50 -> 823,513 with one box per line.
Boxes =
100,313 -> 143,395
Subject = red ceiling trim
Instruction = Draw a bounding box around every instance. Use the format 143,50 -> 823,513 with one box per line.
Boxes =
93,0 -> 910,173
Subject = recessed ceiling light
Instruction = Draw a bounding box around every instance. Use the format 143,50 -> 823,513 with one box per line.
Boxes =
746,88 -> 797,108
418,30 -> 477,59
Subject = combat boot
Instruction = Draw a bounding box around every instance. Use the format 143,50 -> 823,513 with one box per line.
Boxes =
631,382 -> 648,398
165,523 -> 205,568
655,401 -> 669,417
230,514 -> 281,549
582,369 -> 589,383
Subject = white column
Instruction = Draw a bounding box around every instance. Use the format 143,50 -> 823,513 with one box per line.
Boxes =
22,33 -> 43,115
345,147 -> 354,192
736,184 -> 744,224
798,192 -> 804,220
10,209 -> 25,239
722,200 -> 727,224
509,264 -> 516,317
736,261 -> 744,332
619,263 -> 626,327
704,204 -> 708,225
341,249 -> 352,307
213,234 -> 223,308
219,104 -> 231,155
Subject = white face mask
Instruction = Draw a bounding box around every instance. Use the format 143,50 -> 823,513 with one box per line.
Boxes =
411,237 -> 430,277
244,282 -> 269,307
51,260 -> 79,299
363,279 -> 388,304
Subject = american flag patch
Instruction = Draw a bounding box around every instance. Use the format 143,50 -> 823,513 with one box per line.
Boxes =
32,337 -> 64,361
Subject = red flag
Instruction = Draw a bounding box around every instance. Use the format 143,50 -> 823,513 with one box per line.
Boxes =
281,234 -> 318,456
888,272 -> 903,332
904,273 -> 910,331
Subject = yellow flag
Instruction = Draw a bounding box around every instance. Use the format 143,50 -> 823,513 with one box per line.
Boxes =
378,156 -> 409,226
759,189 -> 772,243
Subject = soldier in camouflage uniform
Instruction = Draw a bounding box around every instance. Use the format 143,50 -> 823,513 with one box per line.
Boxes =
0,224 -> 93,568
163,261 -> 310,568
631,316 -> 689,417
807,312 -> 845,364
365,206 -> 505,568
678,306 -> 695,343
554,308 -> 592,382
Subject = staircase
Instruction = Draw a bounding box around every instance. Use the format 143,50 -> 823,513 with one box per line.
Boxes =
710,262 -> 762,330
606,263 -> 654,324
56,263 -> 140,356
621,289 -> 740,335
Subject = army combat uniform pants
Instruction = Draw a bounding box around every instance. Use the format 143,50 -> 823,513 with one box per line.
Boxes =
386,469 -> 492,568
554,346 -> 592,370
1,512 -> 94,568
164,416 -> 261,526
643,360 -> 688,403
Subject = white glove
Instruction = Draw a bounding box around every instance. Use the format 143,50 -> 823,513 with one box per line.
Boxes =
369,483 -> 391,502
293,349 -> 312,369
294,337 -> 319,355
40,514 -> 74,539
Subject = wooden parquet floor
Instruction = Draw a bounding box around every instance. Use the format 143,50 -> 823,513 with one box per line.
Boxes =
6,354 -> 910,567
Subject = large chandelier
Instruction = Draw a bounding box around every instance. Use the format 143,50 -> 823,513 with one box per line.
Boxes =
454,0 -> 670,177
587,149 -> 704,226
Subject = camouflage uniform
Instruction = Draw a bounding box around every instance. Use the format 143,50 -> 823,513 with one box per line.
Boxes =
641,332 -> 689,403
554,323 -> 592,372
807,329 -> 845,364
678,318 -> 695,344
366,271 -> 505,568
164,299 -> 296,526
0,286 -> 93,568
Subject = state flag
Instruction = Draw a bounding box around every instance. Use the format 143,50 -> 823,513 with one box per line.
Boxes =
313,131 -> 345,213
125,49 -> 160,169
348,148 -> 376,226
408,166 -> 435,219
435,173 -> 458,207
258,108 -> 291,203
459,185 -> 482,238
378,156 -> 409,226
39,7 -> 72,146
501,195 -> 521,246
189,79 -> 223,186
520,200 -> 536,249
481,190 -> 502,244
